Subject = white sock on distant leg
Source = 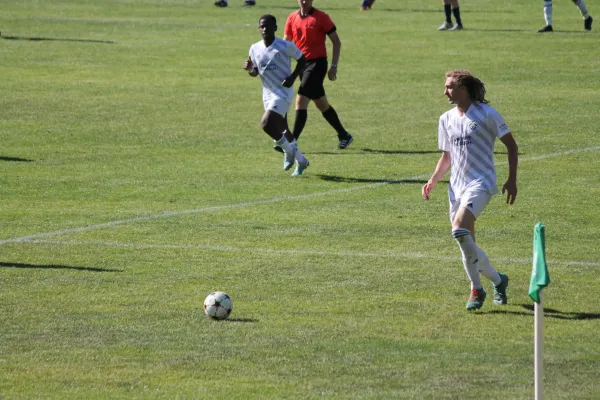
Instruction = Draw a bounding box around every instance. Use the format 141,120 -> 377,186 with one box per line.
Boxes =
476,247 -> 502,286
544,1 -> 553,25
452,228 -> 482,290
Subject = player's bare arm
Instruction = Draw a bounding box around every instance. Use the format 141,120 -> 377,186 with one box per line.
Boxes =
500,133 -> 518,204
282,55 -> 306,88
422,151 -> 451,200
243,56 -> 259,77
327,31 -> 341,81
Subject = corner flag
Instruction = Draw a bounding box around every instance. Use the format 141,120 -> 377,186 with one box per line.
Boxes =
529,222 -> 550,303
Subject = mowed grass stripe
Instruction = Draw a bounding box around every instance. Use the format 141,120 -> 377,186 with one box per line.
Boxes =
1,145 -> 599,245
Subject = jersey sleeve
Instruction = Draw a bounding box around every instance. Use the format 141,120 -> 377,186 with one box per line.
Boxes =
320,12 -> 336,35
248,45 -> 257,68
488,108 -> 511,138
285,41 -> 303,61
438,114 -> 451,152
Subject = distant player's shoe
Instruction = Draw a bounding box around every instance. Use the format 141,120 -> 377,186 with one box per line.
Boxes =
466,288 -> 487,310
337,134 -> 354,150
538,25 -> 553,32
438,21 -> 453,31
214,0 -> 228,6
273,145 -> 284,153
584,16 -> 593,31
360,0 -> 375,10
450,24 -> 463,31
493,274 -> 509,305
242,0 -> 255,6
291,159 -> 309,177
283,144 -> 297,171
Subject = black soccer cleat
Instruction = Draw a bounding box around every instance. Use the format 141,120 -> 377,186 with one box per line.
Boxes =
214,0 -> 228,6
537,25 -> 553,33
242,0 -> 256,6
337,134 -> 354,150
584,16 -> 593,31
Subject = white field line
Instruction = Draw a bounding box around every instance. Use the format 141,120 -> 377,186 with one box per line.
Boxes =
23,239 -> 600,266
1,145 -> 599,246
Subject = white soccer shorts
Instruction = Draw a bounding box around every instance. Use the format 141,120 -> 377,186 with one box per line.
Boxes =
264,97 -> 291,118
448,188 -> 493,223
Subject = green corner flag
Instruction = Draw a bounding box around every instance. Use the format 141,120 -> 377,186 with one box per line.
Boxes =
529,222 -> 551,304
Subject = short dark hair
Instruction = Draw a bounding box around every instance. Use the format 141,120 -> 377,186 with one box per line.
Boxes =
259,14 -> 277,26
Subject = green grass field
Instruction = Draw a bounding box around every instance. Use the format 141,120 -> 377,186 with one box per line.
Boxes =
1,0 -> 599,398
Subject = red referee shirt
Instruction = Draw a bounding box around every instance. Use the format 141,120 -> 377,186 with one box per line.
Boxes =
284,8 -> 336,61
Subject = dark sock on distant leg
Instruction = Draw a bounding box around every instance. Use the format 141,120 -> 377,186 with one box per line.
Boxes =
293,109 -> 307,140
322,106 -> 348,139
452,7 -> 462,26
444,4 -> 452,23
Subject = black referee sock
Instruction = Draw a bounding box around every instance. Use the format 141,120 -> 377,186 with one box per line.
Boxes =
452,7 -> 462,26
444,4 -> 452,24
293,109 -> 308,140
322,106 -> 348,139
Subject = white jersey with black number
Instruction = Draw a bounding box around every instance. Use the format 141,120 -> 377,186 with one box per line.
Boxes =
438,102 -> 511,199
249,37 -> 303,105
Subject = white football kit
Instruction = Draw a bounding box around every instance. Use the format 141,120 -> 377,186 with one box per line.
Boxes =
438,102 -> 511,220
249,37 -> 303,117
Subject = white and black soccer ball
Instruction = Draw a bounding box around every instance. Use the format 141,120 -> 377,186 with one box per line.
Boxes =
204,291 -> 233,320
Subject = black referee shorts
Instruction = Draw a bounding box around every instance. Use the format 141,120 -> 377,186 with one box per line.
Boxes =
298,57 -> 328,100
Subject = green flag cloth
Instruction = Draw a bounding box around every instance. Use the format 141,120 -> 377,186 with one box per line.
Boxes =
529,222 -> 551,303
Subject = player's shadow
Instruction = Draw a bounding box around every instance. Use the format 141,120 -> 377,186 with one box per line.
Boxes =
0,261 -> 123,273
362,149 -> 441,155
317,174 -> 435,185
0,156 -> 34,162
224,317 -> 259,323
1,35 -> 115,44
485,304 -> 600,320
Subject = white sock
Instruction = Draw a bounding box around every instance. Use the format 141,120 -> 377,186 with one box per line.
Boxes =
275,136 -> 293,154
452,228 -> 482,290
475,247 -> 502,286
574,0 -> 589,18
290,139 -> 307,164
544,1 -> 553,25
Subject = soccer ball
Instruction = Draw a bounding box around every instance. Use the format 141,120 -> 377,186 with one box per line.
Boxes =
204,291 -> 233,320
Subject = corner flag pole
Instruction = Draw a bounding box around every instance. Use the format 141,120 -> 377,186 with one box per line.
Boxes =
529,222 -> 551,400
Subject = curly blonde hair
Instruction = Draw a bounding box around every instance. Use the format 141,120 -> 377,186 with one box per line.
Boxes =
446,69 -> 489,104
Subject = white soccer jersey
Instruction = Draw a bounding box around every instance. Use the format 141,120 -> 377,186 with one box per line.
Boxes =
438,102 -> 511,199
249,37 -> 303,106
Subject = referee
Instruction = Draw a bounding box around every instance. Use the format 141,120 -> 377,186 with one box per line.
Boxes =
283,0 -> 353,150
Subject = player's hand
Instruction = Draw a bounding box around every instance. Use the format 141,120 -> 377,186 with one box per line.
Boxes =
422,180 -> 435,200
282,76 -> 295,88
327,66 -> 337,81
243,56 -> 253,71
502,178 -> 518,204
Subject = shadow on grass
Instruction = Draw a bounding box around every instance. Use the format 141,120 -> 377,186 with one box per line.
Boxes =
225,317 -> 259,323
316,174 -> 440,185
0,156 -> 34,162
484,304 -> 600,320
1,35 -> 115,44
0,261 -> 123,273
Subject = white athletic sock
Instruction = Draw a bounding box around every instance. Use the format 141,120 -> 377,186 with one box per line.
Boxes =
290,139 -> 307,164
475,247 -> 502,286
452,228 -> 482,290
544,1 -> 553,25
275,135 -> 293,154
574,0 -> 589,18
